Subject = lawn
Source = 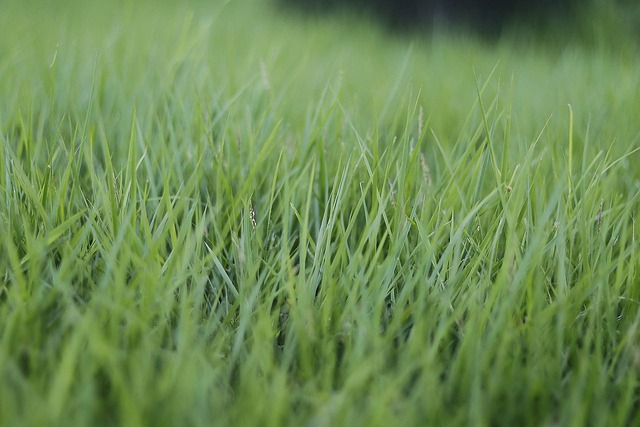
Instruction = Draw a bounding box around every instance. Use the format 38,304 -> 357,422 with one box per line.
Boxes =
1,0 -> 639,425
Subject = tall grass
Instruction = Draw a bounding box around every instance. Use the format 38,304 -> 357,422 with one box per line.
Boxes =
1,0 -> 639,425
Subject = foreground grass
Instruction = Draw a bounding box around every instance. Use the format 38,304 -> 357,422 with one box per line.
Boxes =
1,0 -> 639,425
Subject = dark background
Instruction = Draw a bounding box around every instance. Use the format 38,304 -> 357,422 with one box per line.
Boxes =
277,0 -> 577,33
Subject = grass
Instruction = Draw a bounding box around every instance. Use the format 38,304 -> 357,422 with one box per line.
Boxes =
1,0 -> 639,425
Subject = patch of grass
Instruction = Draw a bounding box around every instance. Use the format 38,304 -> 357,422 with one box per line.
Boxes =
1,0 -> 639,425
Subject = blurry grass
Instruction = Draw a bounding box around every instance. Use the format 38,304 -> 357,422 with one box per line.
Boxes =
1,0 -> 639,426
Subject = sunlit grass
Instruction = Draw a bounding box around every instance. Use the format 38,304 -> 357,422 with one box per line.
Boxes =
1,0 -> 639,425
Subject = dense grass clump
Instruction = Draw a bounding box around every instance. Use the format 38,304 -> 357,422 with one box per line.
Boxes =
1,0 -> 639,425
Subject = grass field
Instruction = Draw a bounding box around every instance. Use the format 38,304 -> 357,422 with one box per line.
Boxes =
1,0 -> 640,425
